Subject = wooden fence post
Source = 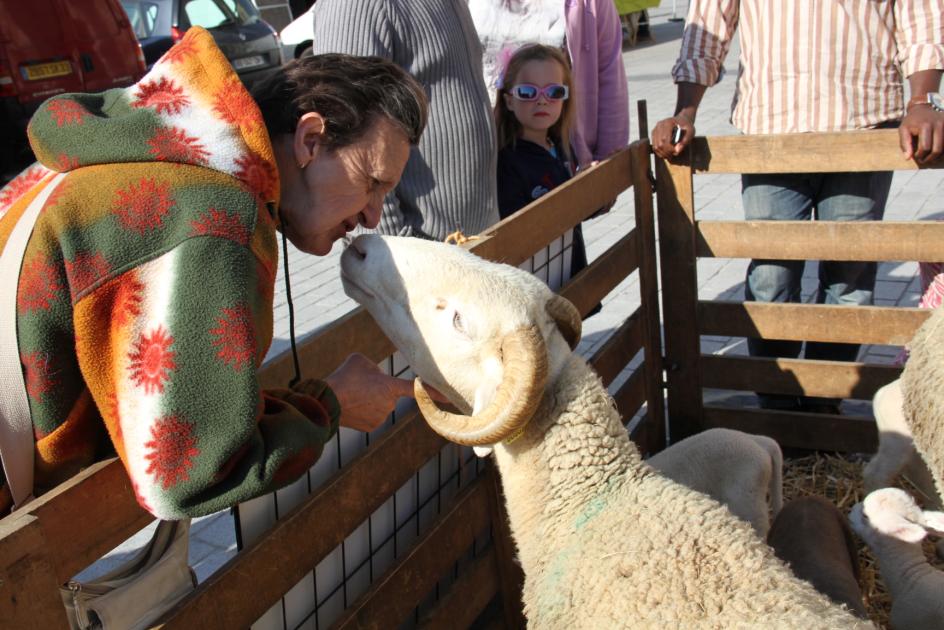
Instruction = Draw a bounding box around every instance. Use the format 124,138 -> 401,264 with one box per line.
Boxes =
655,155 -> 704,443
629,142 -> 666,455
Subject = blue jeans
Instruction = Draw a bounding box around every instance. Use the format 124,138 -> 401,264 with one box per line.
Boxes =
741,171 -> 893,367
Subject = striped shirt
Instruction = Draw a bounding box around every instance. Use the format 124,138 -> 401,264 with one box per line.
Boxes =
672,1 -> 944,134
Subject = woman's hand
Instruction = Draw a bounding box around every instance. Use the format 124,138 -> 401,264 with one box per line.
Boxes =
323,353 -> 448,432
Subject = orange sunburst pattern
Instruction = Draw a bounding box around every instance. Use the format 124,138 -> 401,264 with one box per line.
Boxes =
52,153 -> 81,172
189,207 -> 250,244
147,127 -> 209,164
212,77 -> 260,130
0,166 -> 48,215
47,99 -> 88,127
128,325 -> 177,395
17,252 -> 62,314
112,274 -> 145,329
113,178 -> 176,234
21,351 -> 59,403
133,77 -> 191,115
233,152 -> 277,202
64,251 -> 111,300
160,37 -> 199,66
210,304 -> 256,371
144,414 -> 200,490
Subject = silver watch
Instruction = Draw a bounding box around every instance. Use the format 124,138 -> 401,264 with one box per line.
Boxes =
925,92 -> 944,113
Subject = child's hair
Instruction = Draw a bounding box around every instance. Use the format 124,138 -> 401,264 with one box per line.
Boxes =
494,44 -> 575,165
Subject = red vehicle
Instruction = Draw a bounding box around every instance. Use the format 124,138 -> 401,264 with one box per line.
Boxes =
0,0 -> 146,177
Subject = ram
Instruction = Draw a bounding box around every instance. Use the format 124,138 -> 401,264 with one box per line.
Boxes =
340,235 -> 867,628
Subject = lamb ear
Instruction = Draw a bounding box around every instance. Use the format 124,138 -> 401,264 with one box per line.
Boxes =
870,510 -> 929,543
546,294 -> 581,350
922,510 -> 944,536
891,520 -> 929,543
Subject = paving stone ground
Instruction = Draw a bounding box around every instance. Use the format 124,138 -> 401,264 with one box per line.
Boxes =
84,5 -> 944,589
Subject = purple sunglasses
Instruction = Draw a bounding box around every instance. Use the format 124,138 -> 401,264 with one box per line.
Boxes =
509,83 -> 569,101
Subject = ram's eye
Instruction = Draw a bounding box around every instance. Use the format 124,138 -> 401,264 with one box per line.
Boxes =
452,310 -> 464,332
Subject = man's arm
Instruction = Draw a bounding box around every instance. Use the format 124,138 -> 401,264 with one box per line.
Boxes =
894,0 -> 944,163
652,82 -> 708,158
652,0 -> 739,159
900,70 -> 944,164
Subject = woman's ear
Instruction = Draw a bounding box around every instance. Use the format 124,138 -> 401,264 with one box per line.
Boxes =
294,112 -> 327,169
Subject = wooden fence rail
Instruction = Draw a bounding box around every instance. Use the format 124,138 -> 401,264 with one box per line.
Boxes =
659,129 -> 944,447
1,142 -> 659,630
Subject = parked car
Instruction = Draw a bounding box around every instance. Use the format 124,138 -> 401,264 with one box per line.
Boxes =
120,0 -> 282,87
279,2 -> 315,60
0,0 -> 146,178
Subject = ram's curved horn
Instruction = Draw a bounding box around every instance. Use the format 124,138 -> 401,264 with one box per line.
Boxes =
546,294 -> 581,350
414,326 -> 548,446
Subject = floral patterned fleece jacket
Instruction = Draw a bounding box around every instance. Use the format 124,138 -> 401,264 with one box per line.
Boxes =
0,27 -> 339,519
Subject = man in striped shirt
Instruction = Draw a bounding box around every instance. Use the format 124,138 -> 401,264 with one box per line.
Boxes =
652,1 -> 944,413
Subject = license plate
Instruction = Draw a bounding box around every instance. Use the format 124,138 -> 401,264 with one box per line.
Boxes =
22,60 -> 73,81
232,55 -> 266,71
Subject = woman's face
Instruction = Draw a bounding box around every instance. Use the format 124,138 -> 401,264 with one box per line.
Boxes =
282,116 -> 411,256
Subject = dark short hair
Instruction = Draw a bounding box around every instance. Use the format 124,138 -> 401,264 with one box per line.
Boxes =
251,54 -> 428,149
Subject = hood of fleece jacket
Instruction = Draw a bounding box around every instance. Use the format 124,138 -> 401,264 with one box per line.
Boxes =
26,26 -> 279,205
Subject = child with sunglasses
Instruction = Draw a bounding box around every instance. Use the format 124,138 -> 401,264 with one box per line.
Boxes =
495,44 -> 596,302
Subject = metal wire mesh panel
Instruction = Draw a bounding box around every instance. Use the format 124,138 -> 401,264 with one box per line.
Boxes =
236,228 -> 578,630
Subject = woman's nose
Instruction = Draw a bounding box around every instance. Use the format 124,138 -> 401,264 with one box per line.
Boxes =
361,201 -> 383,229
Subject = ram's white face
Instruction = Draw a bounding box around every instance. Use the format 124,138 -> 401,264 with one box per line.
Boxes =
340,235 -> 570,415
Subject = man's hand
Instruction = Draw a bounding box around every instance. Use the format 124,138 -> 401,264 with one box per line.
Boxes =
323,353 -> 448,432
900,104 -> 944,164
652,114 -> 696,159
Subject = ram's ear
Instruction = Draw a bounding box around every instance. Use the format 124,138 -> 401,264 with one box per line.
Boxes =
546,294 -> 581,350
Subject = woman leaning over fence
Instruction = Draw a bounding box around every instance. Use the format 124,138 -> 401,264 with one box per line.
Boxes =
0,27 -> 430,519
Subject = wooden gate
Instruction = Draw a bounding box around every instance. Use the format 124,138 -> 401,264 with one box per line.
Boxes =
656,129 -> 944,451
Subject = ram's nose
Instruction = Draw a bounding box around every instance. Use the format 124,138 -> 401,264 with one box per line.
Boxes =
349,234 -> 368,260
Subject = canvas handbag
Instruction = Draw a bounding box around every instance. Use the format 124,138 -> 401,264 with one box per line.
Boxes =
59,519 -> 197,630
0,171 -> 196,629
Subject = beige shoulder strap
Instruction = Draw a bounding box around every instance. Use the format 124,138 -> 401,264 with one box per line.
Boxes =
0,171 -> 66,509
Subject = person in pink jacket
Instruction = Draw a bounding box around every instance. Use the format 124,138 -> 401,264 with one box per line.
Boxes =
470,0 -> 629,168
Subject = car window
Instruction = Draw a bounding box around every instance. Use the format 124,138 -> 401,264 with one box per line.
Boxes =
121,1 -> 163,38
183,0 -> 236,28
231,0 -> 260,24
184,0 -> 265,28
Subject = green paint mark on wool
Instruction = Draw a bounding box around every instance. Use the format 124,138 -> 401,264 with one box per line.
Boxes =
574,493 -> 608,530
